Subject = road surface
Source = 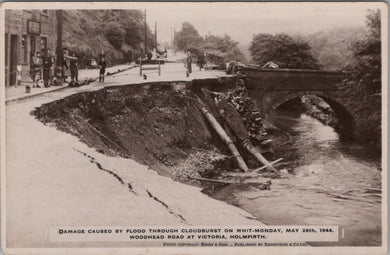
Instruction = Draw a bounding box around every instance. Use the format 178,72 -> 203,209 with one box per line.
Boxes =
4,61 -> 261,249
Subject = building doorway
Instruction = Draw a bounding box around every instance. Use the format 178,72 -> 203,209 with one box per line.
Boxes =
9,34 -> 19,86
30,35 -> 36,59
5,33 -> 8,86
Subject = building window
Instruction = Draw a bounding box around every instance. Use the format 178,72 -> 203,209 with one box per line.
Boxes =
22,35 -> 27,63
40,37 -> 47,50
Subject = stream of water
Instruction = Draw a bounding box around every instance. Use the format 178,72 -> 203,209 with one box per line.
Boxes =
212,110 -> 382,246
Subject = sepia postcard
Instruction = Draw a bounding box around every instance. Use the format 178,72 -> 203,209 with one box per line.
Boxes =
0,2 -> 388,255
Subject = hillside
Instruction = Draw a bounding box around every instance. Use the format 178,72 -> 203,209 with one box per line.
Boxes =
62,10 -> 154,67
242,26 -> 367,70
297,26 -> 368,70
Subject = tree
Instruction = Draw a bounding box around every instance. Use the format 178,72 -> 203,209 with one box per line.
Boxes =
202,34 -> 246,62
341,9 -> 381,88
350,9 -> 381,80
202,34 -> 238,52
145,26 -> 156,52
174,22 -> 203,50
225,47 -> 246,63
173,21 -> 246,63
336,9 -> 382,147
249,33 -> 320,69
104,23 -> 125,50
123,18 -> 143,49
366,9 -> 381,38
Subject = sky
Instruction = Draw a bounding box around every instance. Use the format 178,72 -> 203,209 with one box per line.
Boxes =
134,2 -> 381,46
5,1 -> 383,48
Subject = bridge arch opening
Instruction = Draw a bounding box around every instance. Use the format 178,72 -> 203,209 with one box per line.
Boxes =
271,94 -> 357,141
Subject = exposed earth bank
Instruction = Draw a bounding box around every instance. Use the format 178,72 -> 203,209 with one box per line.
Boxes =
33,81 -> 286,194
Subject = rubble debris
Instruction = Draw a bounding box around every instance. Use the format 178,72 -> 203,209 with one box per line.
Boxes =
171,150 -> 228,181
211,74 -> 271,150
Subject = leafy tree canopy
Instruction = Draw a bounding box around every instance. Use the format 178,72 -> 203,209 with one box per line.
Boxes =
203,34 -> 237,52
347,9 -> 381,94
249,33 -> 320,69
174,22 -> 246,63
350,9 -> 381,73
174,22 -> 204,51
202,34 -> 245,62
103,11 -> 155,56
104,23 -> 126,50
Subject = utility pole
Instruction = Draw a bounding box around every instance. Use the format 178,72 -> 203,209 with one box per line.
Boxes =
144,9 -> 147,56
55,9 -> 63,84
155,21 -> 157,50
173,27 -> 176,51
170,27 -> 173,49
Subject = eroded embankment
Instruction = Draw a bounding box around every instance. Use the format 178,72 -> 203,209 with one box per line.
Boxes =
32,80 -> 285,192
33,82 -> 230,181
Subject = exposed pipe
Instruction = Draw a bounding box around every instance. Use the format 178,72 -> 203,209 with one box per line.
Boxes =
242,141 -> 277,172
199,106 -> 249,172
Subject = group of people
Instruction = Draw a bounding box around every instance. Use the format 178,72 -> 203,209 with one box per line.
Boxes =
29,48 -> 80,88
30,49 -> 55,88
184,50 -> 207,77
29,48 -> 208,89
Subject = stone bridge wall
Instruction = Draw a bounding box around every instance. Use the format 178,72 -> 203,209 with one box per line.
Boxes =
250,89 -> 359,139
237,67 -> 365,140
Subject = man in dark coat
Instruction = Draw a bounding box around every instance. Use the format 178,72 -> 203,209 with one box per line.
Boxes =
41,49 -> 52,88
69,52 -> 79,82
98,54 -> 107,83
185,50 -> 192,77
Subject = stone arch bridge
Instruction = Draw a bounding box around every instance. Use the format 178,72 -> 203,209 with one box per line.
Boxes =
235,66 -> 356,138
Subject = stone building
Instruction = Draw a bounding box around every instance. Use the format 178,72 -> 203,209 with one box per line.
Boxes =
5,10 -> 57,86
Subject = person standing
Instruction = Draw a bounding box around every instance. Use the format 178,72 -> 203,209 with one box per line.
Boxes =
41,49 -> 52,88
62,49 -> 70,83
47,49 -> 56,85
30,52 -> 41,88
69,52 -> 79,82
98,54 -> 106,83
36,51 -> 42,86
185,50 -> 192,77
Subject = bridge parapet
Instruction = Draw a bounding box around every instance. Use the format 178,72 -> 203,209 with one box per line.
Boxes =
236,66 -> 347,91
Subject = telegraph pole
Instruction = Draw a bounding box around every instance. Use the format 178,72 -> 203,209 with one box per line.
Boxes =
170,27 -> 173,49
144,9 -> 147,56
173,27 -> 176,51
55,9 -> 63,84
155,21 -> 157,50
